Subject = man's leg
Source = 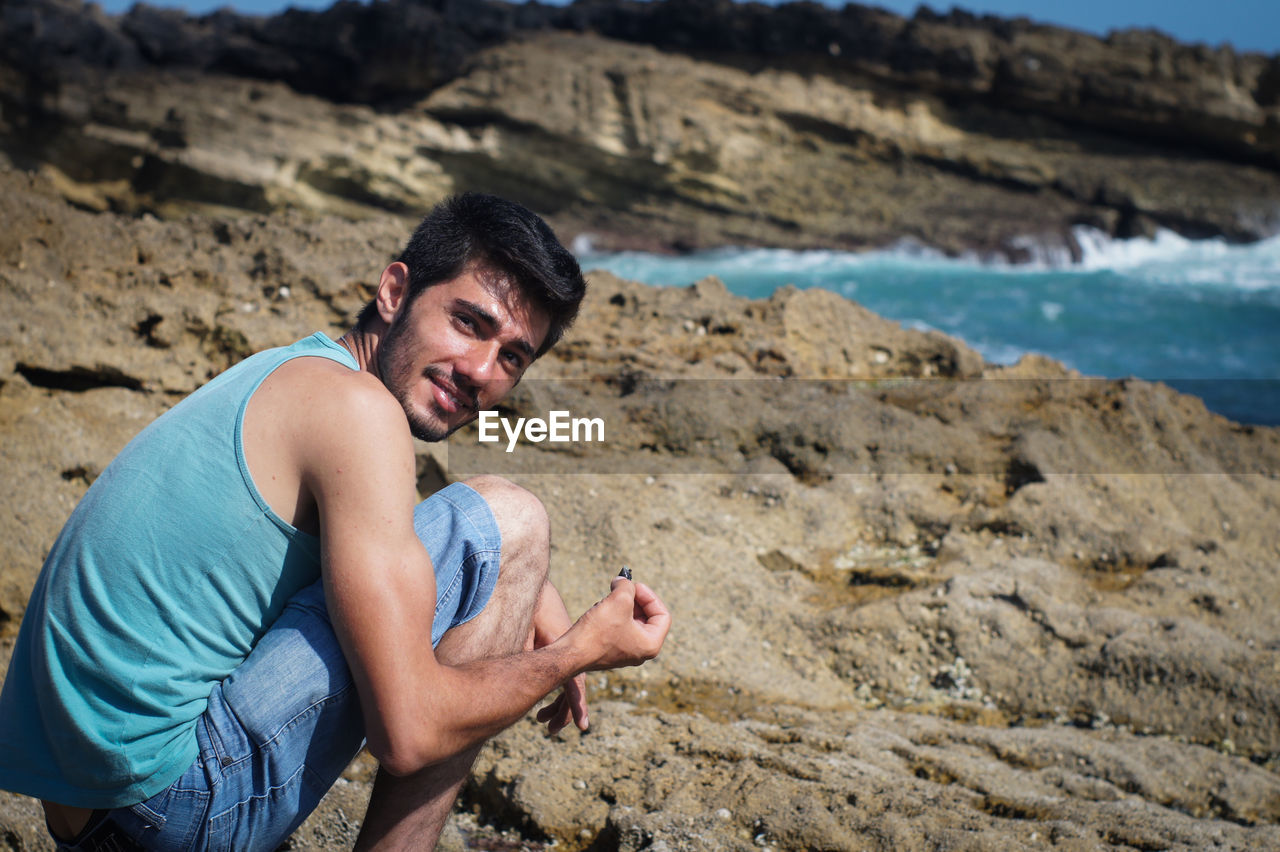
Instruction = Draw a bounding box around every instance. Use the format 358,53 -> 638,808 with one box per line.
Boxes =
354,475 -> 551,851
82,478 -> 520,851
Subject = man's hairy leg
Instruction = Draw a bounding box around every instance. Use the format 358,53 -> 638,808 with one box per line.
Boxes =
354,476 -> 549,851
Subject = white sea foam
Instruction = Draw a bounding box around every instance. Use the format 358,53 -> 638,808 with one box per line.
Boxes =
972,341 -> 1032,366
1005,234 -> 1077,268
1040,301 -> 1064,322
1071,226 -> 1280,290
901,318 -> 938,334
582,229 -> 1280,293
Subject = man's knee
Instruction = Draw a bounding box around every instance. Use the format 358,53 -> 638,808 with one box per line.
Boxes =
464,475 -> 549,571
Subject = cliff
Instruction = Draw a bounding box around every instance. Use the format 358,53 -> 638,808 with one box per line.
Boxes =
2,0 -> 1279,256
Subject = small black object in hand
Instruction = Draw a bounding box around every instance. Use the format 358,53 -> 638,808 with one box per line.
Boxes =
618,567 -> 632,581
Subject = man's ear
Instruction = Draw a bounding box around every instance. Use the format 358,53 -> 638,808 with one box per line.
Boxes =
375,262 -> 411,325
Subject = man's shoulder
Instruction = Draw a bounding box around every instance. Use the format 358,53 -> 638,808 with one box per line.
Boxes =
270,351 -> 369,386
271,358 -> 419,511
274,355 -> 403,421
241,350 -> 415,533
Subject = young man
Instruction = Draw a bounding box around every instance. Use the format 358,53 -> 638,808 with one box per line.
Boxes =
0,194 -> 670,850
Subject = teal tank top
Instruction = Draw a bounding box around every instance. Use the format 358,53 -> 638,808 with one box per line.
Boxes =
0,333 -> 358,808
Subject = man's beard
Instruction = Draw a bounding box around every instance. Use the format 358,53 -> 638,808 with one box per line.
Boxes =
377,313 -> 469,443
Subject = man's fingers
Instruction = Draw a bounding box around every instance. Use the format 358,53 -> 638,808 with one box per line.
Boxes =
535,694 -> 561,722
566,674 -> 589,731
538,678 -> 589,734
631,580 -> 659,607
632,582 -> 670,622
575,577 -> 670,668
630,582 -> 671,654
541,696 -> 570,733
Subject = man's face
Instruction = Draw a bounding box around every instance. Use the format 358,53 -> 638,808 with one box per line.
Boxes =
377,265 -> 550,442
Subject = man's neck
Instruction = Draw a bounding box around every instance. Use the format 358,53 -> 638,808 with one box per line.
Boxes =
338,329 -> 381,376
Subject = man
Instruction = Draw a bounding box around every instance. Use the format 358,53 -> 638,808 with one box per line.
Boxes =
0,193 -> 671,850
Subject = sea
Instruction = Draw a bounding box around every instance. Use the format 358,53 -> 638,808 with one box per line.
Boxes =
576,227 -> 1280,427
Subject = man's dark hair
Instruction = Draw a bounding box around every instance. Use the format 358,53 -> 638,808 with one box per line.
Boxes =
356,193 -> 586,356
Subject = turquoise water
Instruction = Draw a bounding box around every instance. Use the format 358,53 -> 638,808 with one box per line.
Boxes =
578,228 -> 1280,426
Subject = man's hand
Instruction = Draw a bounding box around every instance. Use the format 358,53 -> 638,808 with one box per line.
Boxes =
565,577 -> 670,672
530,581 -> 589,735
535,678 -> 587,735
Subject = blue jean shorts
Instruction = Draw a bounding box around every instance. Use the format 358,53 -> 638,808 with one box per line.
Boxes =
57,483 -> 501,852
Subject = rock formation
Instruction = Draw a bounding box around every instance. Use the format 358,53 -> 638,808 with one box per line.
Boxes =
1,169 -> 1278,850
2,0 -> 1279,256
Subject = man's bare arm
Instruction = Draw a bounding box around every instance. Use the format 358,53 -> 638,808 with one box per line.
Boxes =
298,370 -> 667,776
530,579 -> 590,735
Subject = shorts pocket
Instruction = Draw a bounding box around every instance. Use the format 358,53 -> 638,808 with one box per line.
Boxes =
214,595 -> 355,765
115,759 -> 210,851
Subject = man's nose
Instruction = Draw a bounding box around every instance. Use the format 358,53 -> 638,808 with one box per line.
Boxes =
455,343 -> 497,387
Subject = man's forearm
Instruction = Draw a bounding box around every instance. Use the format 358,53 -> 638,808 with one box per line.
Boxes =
374,631 -> 589,775
368,578 -> 667,776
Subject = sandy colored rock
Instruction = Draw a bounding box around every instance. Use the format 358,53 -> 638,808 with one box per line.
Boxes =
1,171 -> 1277,849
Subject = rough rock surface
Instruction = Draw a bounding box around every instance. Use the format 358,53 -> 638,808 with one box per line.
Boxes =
2,0 -> 1280,256
1,170 -> 1278,850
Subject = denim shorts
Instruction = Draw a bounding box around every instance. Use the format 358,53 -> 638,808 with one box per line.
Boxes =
56,482 -> 501,852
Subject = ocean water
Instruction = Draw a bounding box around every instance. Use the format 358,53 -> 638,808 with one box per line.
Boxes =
577,228 -> 1280,427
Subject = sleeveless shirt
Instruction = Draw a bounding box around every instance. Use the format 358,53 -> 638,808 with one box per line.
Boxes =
0,333 -> 358,807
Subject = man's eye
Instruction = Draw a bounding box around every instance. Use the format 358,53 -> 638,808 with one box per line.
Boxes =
455,314 -> 477,332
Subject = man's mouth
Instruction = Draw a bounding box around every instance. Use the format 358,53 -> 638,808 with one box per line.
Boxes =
428,372 -> 474,415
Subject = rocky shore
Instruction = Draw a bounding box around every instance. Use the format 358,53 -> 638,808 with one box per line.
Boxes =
3,0 -> 1280,257
1,168 -> 1279,850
